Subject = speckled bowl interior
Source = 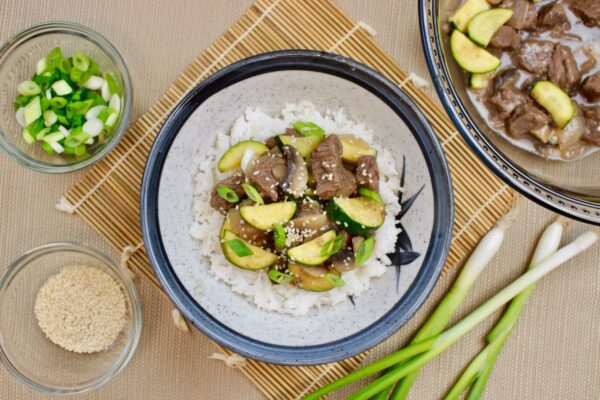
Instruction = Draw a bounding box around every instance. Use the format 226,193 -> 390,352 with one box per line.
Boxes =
141,51 -> 453,365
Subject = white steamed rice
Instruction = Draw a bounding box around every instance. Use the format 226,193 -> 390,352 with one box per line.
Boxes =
189,101 -> 401,315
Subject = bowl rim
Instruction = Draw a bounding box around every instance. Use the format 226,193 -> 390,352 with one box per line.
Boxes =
0,21 -> 132,174
0,242 -> 142,395
140,50 -> 454,365
419,0 -> 600,225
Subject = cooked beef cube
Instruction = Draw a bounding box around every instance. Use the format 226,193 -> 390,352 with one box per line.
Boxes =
581,72 -> 600,103
507,0 -> 538,30
570,0 -> 600,26
488,88 -> 528,120
493,69 -> 521,90
265,128 -> 302,149
548,44 -> 581,95
507,104 -> 551,138
355,155 -> 380,192
489,26 -> 521,50
538,2 -> 570,29
582,108 -> 600,146
247,153 -> 288,201
512,40 -> 555,77
311,135 -> 357,200
210,172 -> 245,214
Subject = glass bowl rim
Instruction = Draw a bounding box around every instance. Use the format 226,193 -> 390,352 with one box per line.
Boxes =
0,21 -> 132,174
418,0 -> 600,225
0,241 -> 142,395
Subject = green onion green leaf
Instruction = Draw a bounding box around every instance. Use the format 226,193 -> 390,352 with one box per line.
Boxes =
324,273 -> 345,287
355,237 -> 375,266
17,80 -> 41,96
227,239 -> 253,257
273,223 -> 286,248
217,186 -> 240,203
72,51 -> 90,72
358,187 -> 382,203
292,121 -> 326,137
241,183 -> 264,205
320,235 -> 345,257
268,269 -> 294,284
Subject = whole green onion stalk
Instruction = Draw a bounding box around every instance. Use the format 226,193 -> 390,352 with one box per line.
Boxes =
445,218 -> 565,400
372,204 -> 518,400
303,229 -> 598,400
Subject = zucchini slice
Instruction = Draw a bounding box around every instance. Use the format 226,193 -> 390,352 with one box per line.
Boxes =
287,230 -> 336,266
450,30 -> 501,74
289,263 -> 341,292
338,134 -> 377,164
218,140 -> 269,173
239,201 -> 297,231
449,0 -> 490,32
530,81 -> 574,128
275,135 -> 323,157
467,8 -> 514,47
469,72 -> 495,89
219,220 -> 277,270
326,197 -> 384,236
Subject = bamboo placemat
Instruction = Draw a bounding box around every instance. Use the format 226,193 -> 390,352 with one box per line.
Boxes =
60,0 -> 514,398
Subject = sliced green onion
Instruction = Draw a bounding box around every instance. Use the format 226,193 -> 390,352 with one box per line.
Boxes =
64,129 -> 90,148
42,131 -> 66,143
45,88 -> 52,100
85,105 -> 106,120
69,67 -> 89,84
101,80 -> 111,101
82,118 -> 103,137
43,110 -> 57,127
320,235 -> 345,257
72,51 -> 90,72
17,80 -> 41,96
324,273 -> 345,287
217,186 -> 239,203
41,141 -> 54,155
108,93 -> 121,112
57,57 -> 71,74
292,121 -> 326,137
268,269 -> 293,284
105,112 -> 118,128
26,118 -> 44,135
82,75 -> 104,90
74,144 -> 87,157
49,97 -> 67,109
227,239 -> 253,257
45,47 -> 62,70
36,58 -> 47,75
242,183 -> 264,205
22,128 -> 34,144
35,127 -> 50,141
359,187 -> 382,203
355,237 -> 375,266
51,80 -> 72,96
104,72 -> 122,96
48,141 -> 64,154
273,223 -> 286,248
24,96 -> 41,126
15,107 -> 26,127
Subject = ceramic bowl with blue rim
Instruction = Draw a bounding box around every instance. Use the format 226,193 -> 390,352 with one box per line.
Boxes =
140,50 -> 453,365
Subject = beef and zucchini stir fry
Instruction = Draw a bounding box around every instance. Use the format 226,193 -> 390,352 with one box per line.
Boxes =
448,0 -> 600,160
210,123 -> 385,292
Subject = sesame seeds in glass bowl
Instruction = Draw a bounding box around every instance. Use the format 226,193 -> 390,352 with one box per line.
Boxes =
0,242 -> 141,395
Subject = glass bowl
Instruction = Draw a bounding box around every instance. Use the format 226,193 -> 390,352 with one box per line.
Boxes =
419,0 -> 600,224
0,21 -> 132,173
0,242 -> 142,395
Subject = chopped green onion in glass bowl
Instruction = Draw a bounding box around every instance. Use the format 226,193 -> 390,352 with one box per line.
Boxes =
0,22 -> 132,173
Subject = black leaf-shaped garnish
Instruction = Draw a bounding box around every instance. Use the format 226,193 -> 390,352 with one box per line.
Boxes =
388,251 -> 421,266
385,156 -> 424,293
348,295 -> 356,306
396,223 -> 413,252
397,184 -> 425,220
